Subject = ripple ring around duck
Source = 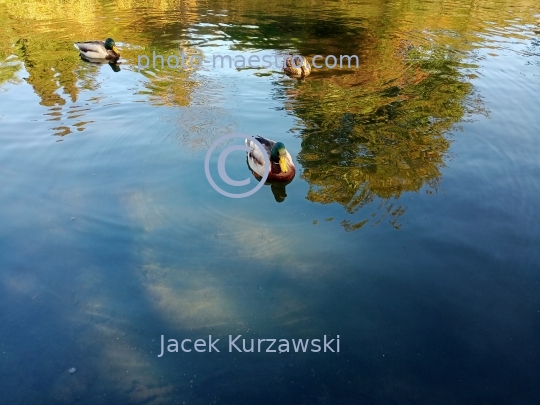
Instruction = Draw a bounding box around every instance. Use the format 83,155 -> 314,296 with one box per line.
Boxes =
204,134 -> 270,198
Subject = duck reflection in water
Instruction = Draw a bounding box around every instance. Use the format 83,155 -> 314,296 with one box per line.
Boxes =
269,182 -> 290,203
78,55 -> 121,72
244,167 -> 292,203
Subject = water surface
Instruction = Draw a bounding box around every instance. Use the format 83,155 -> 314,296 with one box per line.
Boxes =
1,0 -> 539,404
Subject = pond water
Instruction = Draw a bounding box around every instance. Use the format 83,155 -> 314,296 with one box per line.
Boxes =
0,0 -> 539,404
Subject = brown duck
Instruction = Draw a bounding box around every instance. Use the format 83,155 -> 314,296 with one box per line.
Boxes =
283,54 -> 311,78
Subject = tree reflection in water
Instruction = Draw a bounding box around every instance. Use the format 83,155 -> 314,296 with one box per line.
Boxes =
287,40 -> 487,230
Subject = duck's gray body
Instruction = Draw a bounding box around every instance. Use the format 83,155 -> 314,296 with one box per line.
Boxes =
74,41 -> 119,61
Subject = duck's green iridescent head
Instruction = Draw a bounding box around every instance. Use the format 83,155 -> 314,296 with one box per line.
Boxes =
271,142 -> 289,173
104,38 -> 120,55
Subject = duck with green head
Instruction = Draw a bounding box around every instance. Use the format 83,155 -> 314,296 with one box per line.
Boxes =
74,38 -> 120,61
246,136 -> 296,182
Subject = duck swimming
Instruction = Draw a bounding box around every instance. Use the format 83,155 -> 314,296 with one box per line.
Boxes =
283,54 -> 311,78
74,38 -> 120,62
246,136 -> 296,182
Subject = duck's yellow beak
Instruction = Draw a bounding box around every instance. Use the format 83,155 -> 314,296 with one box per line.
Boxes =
279,156 -> 288,173
112,45 -> 120,55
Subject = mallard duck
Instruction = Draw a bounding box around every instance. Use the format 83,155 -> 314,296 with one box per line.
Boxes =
74,38 -> 120,61
246,136 -> 296,182
283,54 -> 311,78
